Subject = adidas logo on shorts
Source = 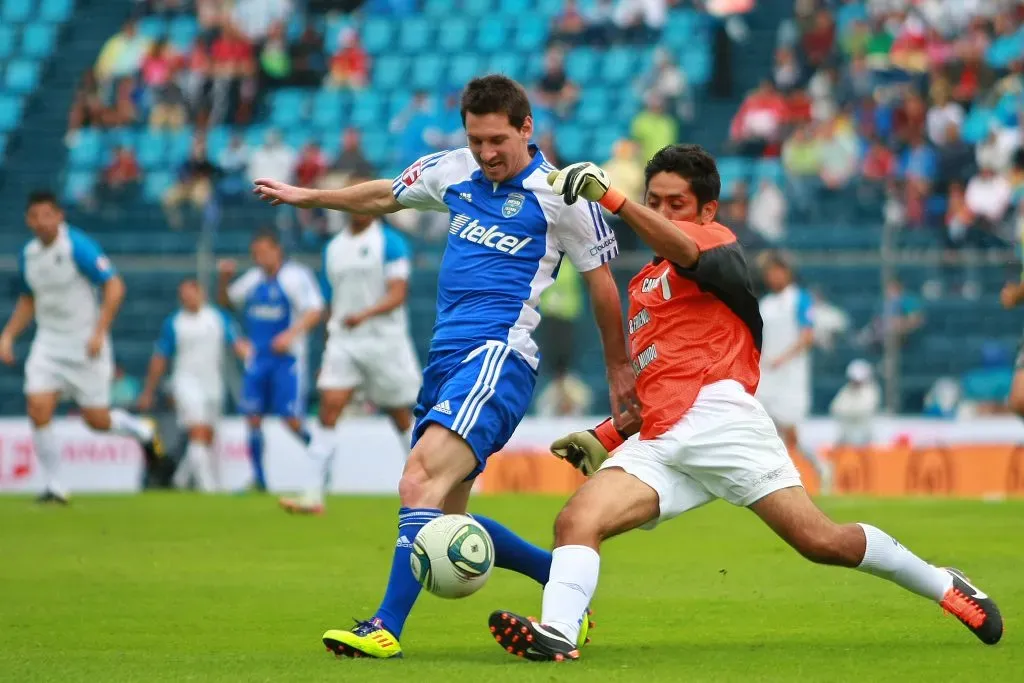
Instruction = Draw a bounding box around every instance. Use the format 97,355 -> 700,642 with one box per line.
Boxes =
432,400 -> 453,415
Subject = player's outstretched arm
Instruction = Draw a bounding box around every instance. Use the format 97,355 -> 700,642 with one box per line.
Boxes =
90,275 -> 126,357
547,164 -> 700,267
551,418 -> 639,476
345,279 -> 408,328
253,178 -> 402,215
138,352 -> 167,412
0,294 -> 34,365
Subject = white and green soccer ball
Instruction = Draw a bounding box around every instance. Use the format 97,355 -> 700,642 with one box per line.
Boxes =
410,514 -> 494,599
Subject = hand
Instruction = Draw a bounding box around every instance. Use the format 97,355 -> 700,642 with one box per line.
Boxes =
343,312 -> 368,328
550,430 -> 610,476
0,334 -> 14,366
271,329 -> 295,354
86,331 -> 104,359
1001,283 -> 1019,309
217,258 -> 237,278
137,390 -> 154,413
546,162 -> 612,205
235,338 -> 253,363
253,178 -> 316,208
608,362 -> 642,432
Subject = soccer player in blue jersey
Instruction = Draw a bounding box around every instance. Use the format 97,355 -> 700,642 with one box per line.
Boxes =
216,230 -> 325,491
254,75 -> 638,658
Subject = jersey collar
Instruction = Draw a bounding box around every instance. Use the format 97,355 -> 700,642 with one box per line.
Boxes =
474,143 -> 545,190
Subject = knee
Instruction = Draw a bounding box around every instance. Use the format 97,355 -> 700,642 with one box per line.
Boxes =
397,458 -> 435,508
81,412 -> 106,431
553,500 -> 601,548
791,523 -> 860,567
27,405 -> 51,427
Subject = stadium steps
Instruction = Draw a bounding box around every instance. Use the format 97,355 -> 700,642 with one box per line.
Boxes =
0,0 -> 129,212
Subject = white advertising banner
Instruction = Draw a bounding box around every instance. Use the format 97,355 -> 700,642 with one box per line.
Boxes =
1,416 -> 1023,494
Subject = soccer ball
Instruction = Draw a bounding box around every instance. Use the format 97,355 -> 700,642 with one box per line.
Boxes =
410,514 -> 494,599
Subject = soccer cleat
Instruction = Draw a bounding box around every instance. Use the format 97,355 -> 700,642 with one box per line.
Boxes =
323,618 -> 402,659
140,421 -> 172,488
940,567 -> 1003,645
577,608 -> 593,648
35,490 -> 69,506
488,610 -> 580,662
278,497 -> 324,516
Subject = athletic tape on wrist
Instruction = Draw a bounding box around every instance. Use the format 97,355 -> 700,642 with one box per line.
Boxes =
593,418 -> 627,451
599,187 -> 627,214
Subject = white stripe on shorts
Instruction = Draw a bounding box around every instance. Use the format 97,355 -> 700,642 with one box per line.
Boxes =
452,343 -> 502,436
455,344 -> 511,439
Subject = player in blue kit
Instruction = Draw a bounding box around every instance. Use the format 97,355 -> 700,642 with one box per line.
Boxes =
216,230 -> 325,491
254,75 -> 639,658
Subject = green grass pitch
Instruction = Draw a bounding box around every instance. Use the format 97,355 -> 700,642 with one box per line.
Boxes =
1,495 -> 1021,682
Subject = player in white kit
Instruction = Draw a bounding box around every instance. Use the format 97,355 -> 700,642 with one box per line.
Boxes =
0,191 -> 164,503
280,194 -> 421,514
139,279 -> 250,491
755,252 -> 833,493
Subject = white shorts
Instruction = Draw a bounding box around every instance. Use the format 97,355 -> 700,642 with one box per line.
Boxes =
755,381 -> 810,427
24,346 -> 112,408
600,380 -> 802,528
318,334 -> 421,408
173,378 -> 223,427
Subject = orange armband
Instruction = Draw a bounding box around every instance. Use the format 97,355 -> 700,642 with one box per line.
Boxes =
599,187 -> 627,214
592,417 -> 627,452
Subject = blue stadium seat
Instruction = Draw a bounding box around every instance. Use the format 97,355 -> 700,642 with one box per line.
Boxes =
461,0 -> 493,17
311,88 -> 348,130
602,47 -> 636,86
136,131 -> 168,170
270,88 -> 308,128
962,107 -> 994,144
448,53 -> 483,87
206,125 -> 231,160
553,125 -> 585,161
438,17 -> 471,53
488,53 -> 524,80
318,130 -> 341,160
663,9 -> 697,47
138,15 -> 167,40
22,23 -> 56,59
166,128 -> 193,165
566,48 -> 596,84
243,125 -> 269,148
361,130 -> 390,167
0,93 -> 23,132
0,132 -> 6,158
476,16 -> 505,52
0,24 -> 15,59
386,91 -> 412,120
592,125 -> 621,162
576,87 -> 609,125
5,59 -> 41,94
168,15 -> 198,51
324,14 -> 354,51
410,54 -> 444,90
360,16 -> 393,55
514,21 -> 547,52
143,171 -> 174,202
753,158 -> 784,185
373,54 -> 408,90
104,126 -> 137,149
398,17 -> 431,53
63,170 -> 96,203
350,91 -> 383,129
39,0 -> 72,23
681,44 -> 711,86
67,128 -> 102,168
2,0 -> 33,23
422,0 -> 455,16
499,0 -> 531,14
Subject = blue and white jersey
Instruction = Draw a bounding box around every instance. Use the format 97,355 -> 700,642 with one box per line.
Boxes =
322,220 -> 411,341
392,145 -> 618,369
759,283 -> 814,393
19,223 -> 116,361
227,261 -> 324,364
155,304 -> 238,391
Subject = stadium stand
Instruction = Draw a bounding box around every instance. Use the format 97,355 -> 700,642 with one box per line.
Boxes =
0,0 -> 1020,417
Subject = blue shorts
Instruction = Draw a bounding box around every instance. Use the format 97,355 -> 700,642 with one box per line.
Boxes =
412,341 -> 536,476
240,355 -> 304,418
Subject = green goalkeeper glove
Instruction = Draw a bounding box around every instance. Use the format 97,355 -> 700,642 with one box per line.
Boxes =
546,163 -> 627,213
550,418 -> 629,476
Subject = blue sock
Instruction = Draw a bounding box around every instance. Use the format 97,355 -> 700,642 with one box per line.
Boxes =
474,514 -> 551,585
248,428 -> 266,489
375,507 -> 441,638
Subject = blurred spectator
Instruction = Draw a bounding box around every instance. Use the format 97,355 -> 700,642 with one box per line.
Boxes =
601,139 -> 645,205
537,131 -> 563,168
163,137 -> 218,230
631,93 -> 677,163
925,90 -> 964,146
583,0 -> 616,46
935,123 -> 976,193
210,24 -> 256,124
217,134 -> 251,198
613,0 -> 667,43
96,145 -> 143,213
965,164 -> 1012,228
857,279 -> 924,350
637,47 -> 692,123
782,124 -> 821,218
810,289 -> 849,352
838,54 -> 874,102
960,343 -> 1013,415
801,8 -> 835,69
773,47 -> 801,93
719,180 -> 750,232
182,37 -> 212,116
111,365 -> 142,410
141,39 -> 178,90
536,363 -> 593,417
295,143 -> 328,239
829,359 -> 880,447
817,117 -> 859,192
390,91 -> 435,162
539,260 -> 582,375
290,21 -> 327,87
748,178 -> 787,243
860,136 -> 895,183
807,65 -> 838,122
864,16 -> 894,71
840,18 -> 870,58
107,78 -> 140,128
149,67 -> 188,131
729,80 -> 787,156
328,28 -> 370,89
231,0 -> 291,44
323,127 -> 375,189
95,19 -> 152,84
536,47 -> 579,119
424,90 -> 464,152
551,0 -> 586,46
923,376 -> 961,418
893,91 -> 927,145
247,129 -> 297,183
67,70 -> 106,139
197,0 -> 232,32
976,123 -> 1020,174
259,22 -> 291,86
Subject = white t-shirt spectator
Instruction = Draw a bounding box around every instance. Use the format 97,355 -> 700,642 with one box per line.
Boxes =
926,102 -> 964,145
232,0 -> 291,42
965,172 -> 1012,222
247,141 -> 297,183
749,181 -> 786,242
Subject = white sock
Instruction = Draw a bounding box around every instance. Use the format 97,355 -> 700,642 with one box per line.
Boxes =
541,545 -> 600,644
303,423 -> 337,504
189,441 -> 215,492
33,423 -> 65,497
172,452 -> 193,489
856,523 -> 953,601
109,408 -> 153,442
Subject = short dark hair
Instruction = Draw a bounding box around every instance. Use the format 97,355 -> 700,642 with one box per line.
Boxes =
26,190 -> 60,210
757,249 -> 792,272
251,228 -> 280,247
644,144 -> 721,208
460,75 -> 532,129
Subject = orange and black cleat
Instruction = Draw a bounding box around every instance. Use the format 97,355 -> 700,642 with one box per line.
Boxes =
488,610 -> 580,662
940,567 -> 1003,645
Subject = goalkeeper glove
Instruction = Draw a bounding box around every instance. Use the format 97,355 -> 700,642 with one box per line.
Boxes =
550,418 -> 629,476
546,162 -> 628,213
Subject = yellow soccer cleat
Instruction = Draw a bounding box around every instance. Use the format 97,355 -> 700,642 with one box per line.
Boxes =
323,618 -> 403,659
577,608 -> 593,648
